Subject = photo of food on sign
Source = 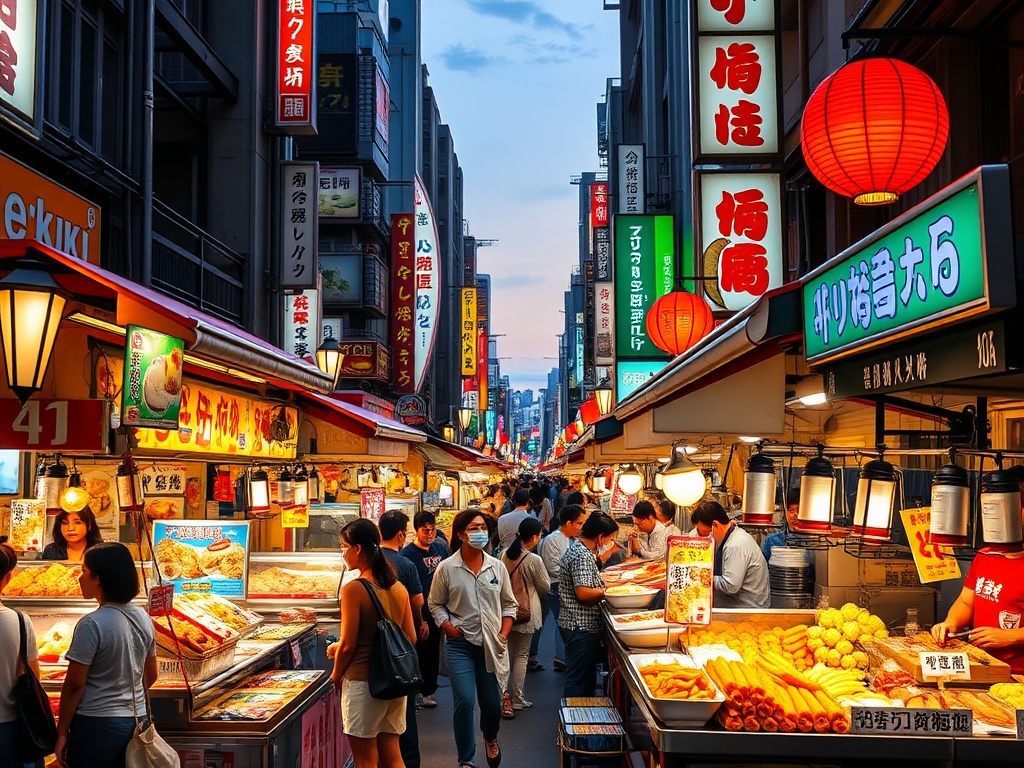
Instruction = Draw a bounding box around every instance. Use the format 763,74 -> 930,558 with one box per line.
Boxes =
121,326 -> 186,428
152,521 -> 249,597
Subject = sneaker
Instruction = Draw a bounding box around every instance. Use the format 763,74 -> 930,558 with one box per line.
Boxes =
485,739 -> 501,768
512,699 -> 533,710
420,694 -> 437,708
501,691 -> 515,719
526,660 -> 544,672
552,659 -> 566,671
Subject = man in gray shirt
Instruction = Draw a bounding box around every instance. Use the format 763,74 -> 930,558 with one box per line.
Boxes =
497,489 -> 534,550
690,500 -> 770,609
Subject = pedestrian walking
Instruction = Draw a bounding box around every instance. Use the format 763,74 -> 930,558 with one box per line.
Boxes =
536,504 -> 586,671
401,511 -> 449,709
428,509 -> 517,768
499,517 -> 549,717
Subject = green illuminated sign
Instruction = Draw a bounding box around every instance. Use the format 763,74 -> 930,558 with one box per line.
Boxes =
802,166 -> 1014,364
614,215 -> 675,359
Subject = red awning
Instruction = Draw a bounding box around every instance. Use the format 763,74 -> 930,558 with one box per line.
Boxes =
301,392 -> 427,443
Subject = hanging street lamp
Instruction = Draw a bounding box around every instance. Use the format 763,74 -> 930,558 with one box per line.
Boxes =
315,338 -> 345,389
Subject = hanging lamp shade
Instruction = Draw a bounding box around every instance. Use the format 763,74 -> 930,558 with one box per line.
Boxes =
801,58 -> 949,206
645,290 -> 715,356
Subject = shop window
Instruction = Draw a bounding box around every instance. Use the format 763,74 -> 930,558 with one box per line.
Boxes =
321,252 -> 363,306
47,0 -> 124,165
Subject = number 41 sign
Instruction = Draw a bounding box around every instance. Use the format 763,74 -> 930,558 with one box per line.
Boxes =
0,399 -> 109,451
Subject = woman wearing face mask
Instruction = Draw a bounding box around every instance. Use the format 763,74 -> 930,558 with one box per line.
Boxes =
428,510 -> 518,768
557,511 -> 619,697
596,527 -> 629,570
42,509 -> 104,562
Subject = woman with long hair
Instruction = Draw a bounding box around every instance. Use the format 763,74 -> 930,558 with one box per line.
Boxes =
499,517 -> 549,718
329,519 -> 416,768
42,509 -> 104,562
428,509 -> 518,768
55,543 -> 157,768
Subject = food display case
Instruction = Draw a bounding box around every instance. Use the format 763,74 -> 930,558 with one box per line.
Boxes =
289,503 -> 360,551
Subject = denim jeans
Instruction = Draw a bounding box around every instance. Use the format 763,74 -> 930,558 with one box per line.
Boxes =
0,719 -> 44,768
559,628 -> 602,698
444,636 -> 501,766
66,714 -> 140,768
549,587 -> 565,661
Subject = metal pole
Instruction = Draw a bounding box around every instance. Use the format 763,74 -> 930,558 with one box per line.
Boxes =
140,0 -> 155,287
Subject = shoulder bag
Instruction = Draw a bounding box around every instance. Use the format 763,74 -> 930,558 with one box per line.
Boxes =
115,607 -> 181,768
13,611 -> 58,762
359,579 -> 422,699
505,556 -> 532,624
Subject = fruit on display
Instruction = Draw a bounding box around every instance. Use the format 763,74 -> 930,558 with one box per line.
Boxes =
989,683 -> 1024,709
804,663 -> 869,699
811,603 -> 887,668
637,660 -> 718,700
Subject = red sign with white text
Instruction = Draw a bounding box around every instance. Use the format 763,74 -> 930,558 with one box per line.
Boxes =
390,214 -> 416,393
590,183 -> 608,229
276,0 -> 316,133
360,487 -> 386,523
0,399 -> 107,451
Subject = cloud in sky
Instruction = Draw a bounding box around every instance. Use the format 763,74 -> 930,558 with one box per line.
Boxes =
466,0 -> 588,40
438,44 -> 506,73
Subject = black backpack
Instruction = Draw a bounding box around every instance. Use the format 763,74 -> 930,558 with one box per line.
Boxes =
359,580 -> 423,699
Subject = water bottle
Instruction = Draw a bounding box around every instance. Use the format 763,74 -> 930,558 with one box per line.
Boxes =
905,607 -> 919,637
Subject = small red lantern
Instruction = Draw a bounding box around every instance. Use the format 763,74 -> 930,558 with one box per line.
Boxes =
801,58 -> 948,206
645,291 -> 715,356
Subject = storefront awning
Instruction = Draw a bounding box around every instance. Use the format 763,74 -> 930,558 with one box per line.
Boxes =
301,393 -> 427,443
414,442 -> 468,471
0,240 -> 334,394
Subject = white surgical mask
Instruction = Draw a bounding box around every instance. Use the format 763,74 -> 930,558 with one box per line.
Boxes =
466,531 -> 490,550
597,541 -> 614,555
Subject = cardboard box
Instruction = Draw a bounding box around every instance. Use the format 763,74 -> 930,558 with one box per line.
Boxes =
815,585 -> 937,627
813,547 -> 920,587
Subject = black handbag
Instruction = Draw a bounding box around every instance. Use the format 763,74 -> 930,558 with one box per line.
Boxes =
13,611 -> 58,761
359,579 -> 422,700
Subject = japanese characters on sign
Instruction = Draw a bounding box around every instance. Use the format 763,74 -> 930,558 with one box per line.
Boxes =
0,0 -> 37,121
616,145 -> 645,214
282,290 -> 320,361
140,464 -> 187,498
390,213 -> 416,393
335,340 -> 389,381
696,0 -> 775,31
275,0 -> 316,133
121,326 -> 185,430
617,360 -> 667,401
802,168 -> 1015,364
590,183 -> 609,229
461,287 -> 478,376
699,172 -> 783,311
412,174 -> 441,393
665,536 -> 715,625
595,283 -> 615,366
613,215 -> 675,359
478,326 -> 489,407
594,226 -> 611,281
280,162 -> 319,289
360,487 -> 386,523
318,168 -> 360,218
918,651 -> 971,681
1,152 -> 101,263
849,707 -> 972,736
899,508 -> 962,584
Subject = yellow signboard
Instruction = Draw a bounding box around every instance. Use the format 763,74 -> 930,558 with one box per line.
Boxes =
281,503 -> 310,529
900,507 -> 962,584
664,535 -> 714,625
461,287 -> 477,376
134,380 -> 297,459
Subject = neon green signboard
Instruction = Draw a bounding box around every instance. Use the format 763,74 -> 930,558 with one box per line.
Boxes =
614,215 -> 675,359
802,166 -> 1014,364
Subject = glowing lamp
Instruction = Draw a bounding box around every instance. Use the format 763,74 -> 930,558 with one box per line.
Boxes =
929,463 -> 970,546
795,375 -> 828,406
645,291 -> 715,356
801,58 -> 949,206
458,407 -> 474,431
594,380 -> 614,416
741,452 -> 777,526
315,338 -> 344,388
441,421 -> 456,443
851,459 -> 897,541
795,456 -> 835,534
592,473 -> 606,494
248,468 -> 271,514
60,464 -> 92,514
617,465 -> 643,496
661,450 -> 707,508
979,470 -> 1023,551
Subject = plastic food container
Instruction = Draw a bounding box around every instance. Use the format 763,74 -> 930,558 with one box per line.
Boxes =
603,587 -> 660,610
628,652 -> 724,725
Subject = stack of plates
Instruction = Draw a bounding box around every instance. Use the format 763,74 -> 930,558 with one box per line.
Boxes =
769,548 -> 813,596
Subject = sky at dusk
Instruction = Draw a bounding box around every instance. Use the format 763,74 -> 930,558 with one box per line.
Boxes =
420,1 -> 620,393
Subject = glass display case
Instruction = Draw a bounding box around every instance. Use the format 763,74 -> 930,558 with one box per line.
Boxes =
289,503 -> 359,551
244,551 -> 347,606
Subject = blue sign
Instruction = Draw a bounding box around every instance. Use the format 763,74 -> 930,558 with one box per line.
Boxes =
152,520 -> 250,598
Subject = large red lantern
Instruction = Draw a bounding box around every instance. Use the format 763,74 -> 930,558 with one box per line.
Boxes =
645,290 -> 715,356
801,58 -> 948,206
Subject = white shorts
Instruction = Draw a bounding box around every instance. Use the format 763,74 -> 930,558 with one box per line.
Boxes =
340,679 -> 407,739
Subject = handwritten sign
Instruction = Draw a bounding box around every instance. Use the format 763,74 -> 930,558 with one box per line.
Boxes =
148,584 -> 175,617
919,651 -> 971,681
900,508 -> 961,583
665,536 -> 714,625
850,707 -> 972,736
609,476 -> 637,513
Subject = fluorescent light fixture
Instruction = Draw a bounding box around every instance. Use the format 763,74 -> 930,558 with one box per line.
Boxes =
68,312 -> 126,335
795,374 -> 828,406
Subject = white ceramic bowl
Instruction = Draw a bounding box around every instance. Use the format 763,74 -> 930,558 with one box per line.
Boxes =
628,652 -> 724,726
617,625 -> 684,649
604,588 -> 659,610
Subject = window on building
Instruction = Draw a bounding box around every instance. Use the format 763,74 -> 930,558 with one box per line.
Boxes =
47,0 -> 124,165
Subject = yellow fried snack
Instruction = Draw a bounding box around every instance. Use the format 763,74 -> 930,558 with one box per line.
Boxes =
638,660 -> 717,700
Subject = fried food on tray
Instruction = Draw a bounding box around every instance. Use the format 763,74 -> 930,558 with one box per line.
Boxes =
638,661 -> 717,700
156,538 -> 202,579
5,564 -> 83,597
153,614 -> 221,654
605,583 -> 653,595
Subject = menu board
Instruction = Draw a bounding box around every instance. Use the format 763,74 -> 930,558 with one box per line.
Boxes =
360,487 -> 385,523
152,520 -> 250,598
664,535 -> 714,625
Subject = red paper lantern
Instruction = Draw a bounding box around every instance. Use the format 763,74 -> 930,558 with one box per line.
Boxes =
801,58 -> 948,206
645,291 -> 715,356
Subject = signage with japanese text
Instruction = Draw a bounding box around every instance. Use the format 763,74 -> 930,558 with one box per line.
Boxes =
335,340 -> 389,381
616,145 -> 645,214
140,464 -> 187,498
918,651 -> 971,681
1,153 -> 102,263
0,399 -> 107,451
594,226 -> 611,281
318,168 -> 360,218
802,166 -> 1015,364
282,290 -> 320,361
360,487 -> 385,523
590,183 -> 608,229
413,174 -> 441,393
134,382 -> 298,459
849,707 -> 972,736
275,0 -> 316,133
595,282 -> 615,366
121,326 -> 185,430
609,476 -> 637,512
617,360 -> 667,400
665,536 -> 714,625
280,162 -> 319,288
396,394 -> 427,426
699,172 -> 783,311
0,0 -> 37,122
613,215 -> 675,359
390,213 -> 415,392
478,326 -> 489,407
899,508 -> 962,584
461,287 -> 477,376
823,320 -> 1008,399
152,520 -> 250,598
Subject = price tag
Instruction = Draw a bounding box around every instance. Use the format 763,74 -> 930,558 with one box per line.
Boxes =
918,651 -> 971,681
148,584 -> 175,617
851,707 -> 972,736
291,639 -> 302,667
